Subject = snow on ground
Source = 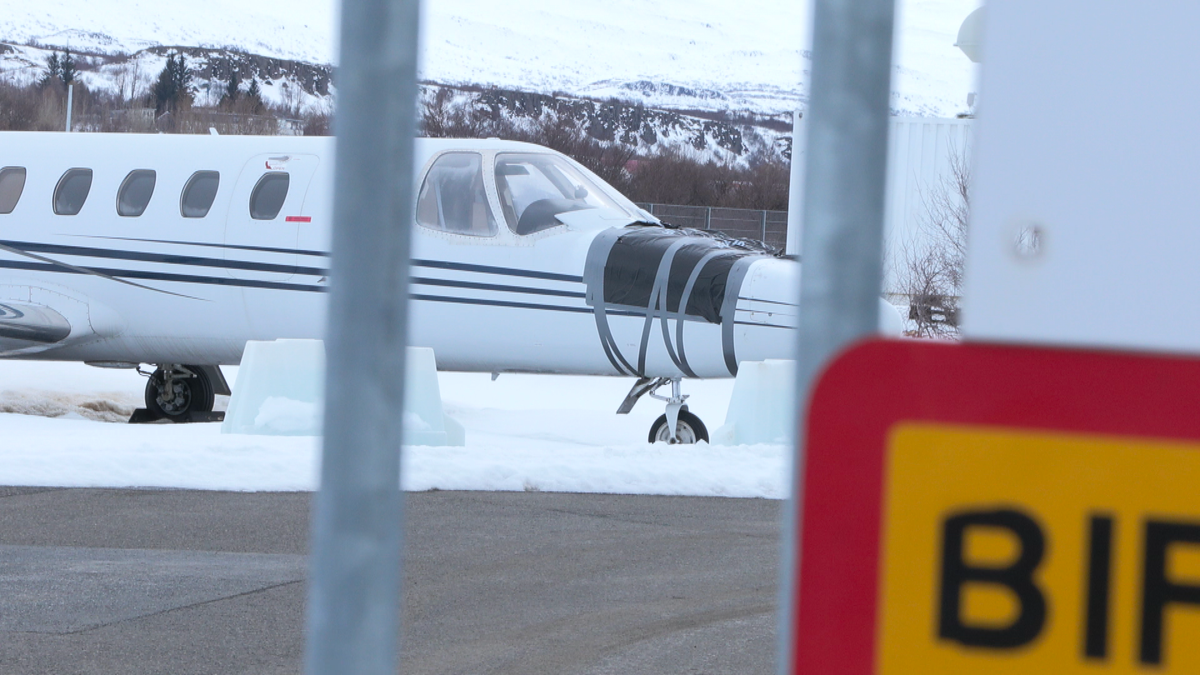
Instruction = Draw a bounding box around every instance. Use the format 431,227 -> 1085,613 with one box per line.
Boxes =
0,360 -> 789,498
1,0 -> 980,116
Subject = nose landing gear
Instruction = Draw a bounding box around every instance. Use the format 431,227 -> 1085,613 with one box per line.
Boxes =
618,376 -> 710,444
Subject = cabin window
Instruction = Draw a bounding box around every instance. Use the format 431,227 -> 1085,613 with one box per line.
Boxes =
117,169 -> 157,217
53,168 -> 93,216
180,171 -> 220,218
416,153 -> 498,237
249,172 -> 290,220
493,153 -> 625,235
0,167 -> 26,214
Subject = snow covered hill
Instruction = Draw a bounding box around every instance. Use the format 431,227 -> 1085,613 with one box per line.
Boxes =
1,0 -> 981,117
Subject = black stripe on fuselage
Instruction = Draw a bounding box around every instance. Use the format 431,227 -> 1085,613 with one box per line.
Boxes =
412,278 -> 580,299
0,259 -> 328,293
80,235 -> 331,258
737,296 -> 798,308
412,295 -> 643,318
0,258 -> 591,304
412,277 -> 585,299
413,258 -> 582,283
412,294 -> 591,314
74,235 -> 585,283
734,321 -> 795,330
2,239 -> 328,277
0,259 -> 613,316
5,239 -> 585,297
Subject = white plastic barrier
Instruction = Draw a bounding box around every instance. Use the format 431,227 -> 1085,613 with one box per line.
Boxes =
221,340 -> 465,446
222,339 -> 325,436
401,348 -> 466,447
879,297 -> 905,336
710,359 -> 796,446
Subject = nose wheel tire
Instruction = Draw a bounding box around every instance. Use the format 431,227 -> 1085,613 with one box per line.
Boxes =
649,410 -> 709,444
145,365 -> 215,421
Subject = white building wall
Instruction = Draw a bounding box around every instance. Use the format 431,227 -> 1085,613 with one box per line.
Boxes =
882,116 -> 974,298
787,115 -> 974,297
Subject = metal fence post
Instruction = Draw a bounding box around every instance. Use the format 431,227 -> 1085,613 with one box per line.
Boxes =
304,0 -> 422,673
761,209 -> 768,242
779,0 -> 896,671
786,111 -> 806,256
705,206 -> 712,230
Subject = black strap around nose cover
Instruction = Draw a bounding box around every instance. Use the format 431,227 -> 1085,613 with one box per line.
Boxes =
583,223 -> 777,377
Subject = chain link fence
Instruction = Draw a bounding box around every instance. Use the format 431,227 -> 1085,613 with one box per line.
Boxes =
635,203 -> 789,250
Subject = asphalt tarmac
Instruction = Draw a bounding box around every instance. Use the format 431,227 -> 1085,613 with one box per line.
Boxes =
0,487 -> 783,674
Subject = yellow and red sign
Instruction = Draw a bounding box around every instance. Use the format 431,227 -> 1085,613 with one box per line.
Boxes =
792,340 -> 1200,674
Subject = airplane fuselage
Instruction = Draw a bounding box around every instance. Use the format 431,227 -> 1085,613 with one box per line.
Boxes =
0,133 -> 801,380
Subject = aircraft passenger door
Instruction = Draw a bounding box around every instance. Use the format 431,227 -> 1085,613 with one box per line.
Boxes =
224,154 -> 320,282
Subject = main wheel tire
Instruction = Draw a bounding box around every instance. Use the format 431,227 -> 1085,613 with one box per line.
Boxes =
145,365 -> 215,421
648,410 -> 709,444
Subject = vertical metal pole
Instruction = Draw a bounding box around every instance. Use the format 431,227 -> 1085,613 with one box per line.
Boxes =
761,209 -> 768,243
785,111 -> 806,255
705,206 -> 712,230
779,0 -> 895,671
65,84 -> 73,132
304,0 -> 421,673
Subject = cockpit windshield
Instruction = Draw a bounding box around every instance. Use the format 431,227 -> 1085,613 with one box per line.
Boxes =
493,153 -> 639,235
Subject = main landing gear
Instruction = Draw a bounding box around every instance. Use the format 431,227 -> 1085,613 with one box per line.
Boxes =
618,376 -> 709,444
129,364 -> 229,423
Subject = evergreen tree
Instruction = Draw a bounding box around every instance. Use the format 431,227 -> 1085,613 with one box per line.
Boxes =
40,51 -> 62,89
245,78 -> 264,113
152,53 -> 194,115
222,70 -> 241,105
59,49 -> 77,86
151,60 -> 175,114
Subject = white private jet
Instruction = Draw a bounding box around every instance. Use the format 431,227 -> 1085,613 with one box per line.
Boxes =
0,132 -> 892,441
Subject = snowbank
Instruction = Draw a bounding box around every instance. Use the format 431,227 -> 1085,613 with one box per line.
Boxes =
0,361 -> 789,498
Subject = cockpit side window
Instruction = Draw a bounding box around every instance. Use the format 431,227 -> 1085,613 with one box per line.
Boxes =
493,153 -> 627,235
416,153 -> 498,237
0,167 -> 27,214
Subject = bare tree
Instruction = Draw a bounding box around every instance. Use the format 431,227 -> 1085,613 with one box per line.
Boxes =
901,147 -> 970,337
127,58 -> 144,102
279,81 -> 304,119
419,87 -> 497,138
899,239 -> 959,337
924,149 -> 969,293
